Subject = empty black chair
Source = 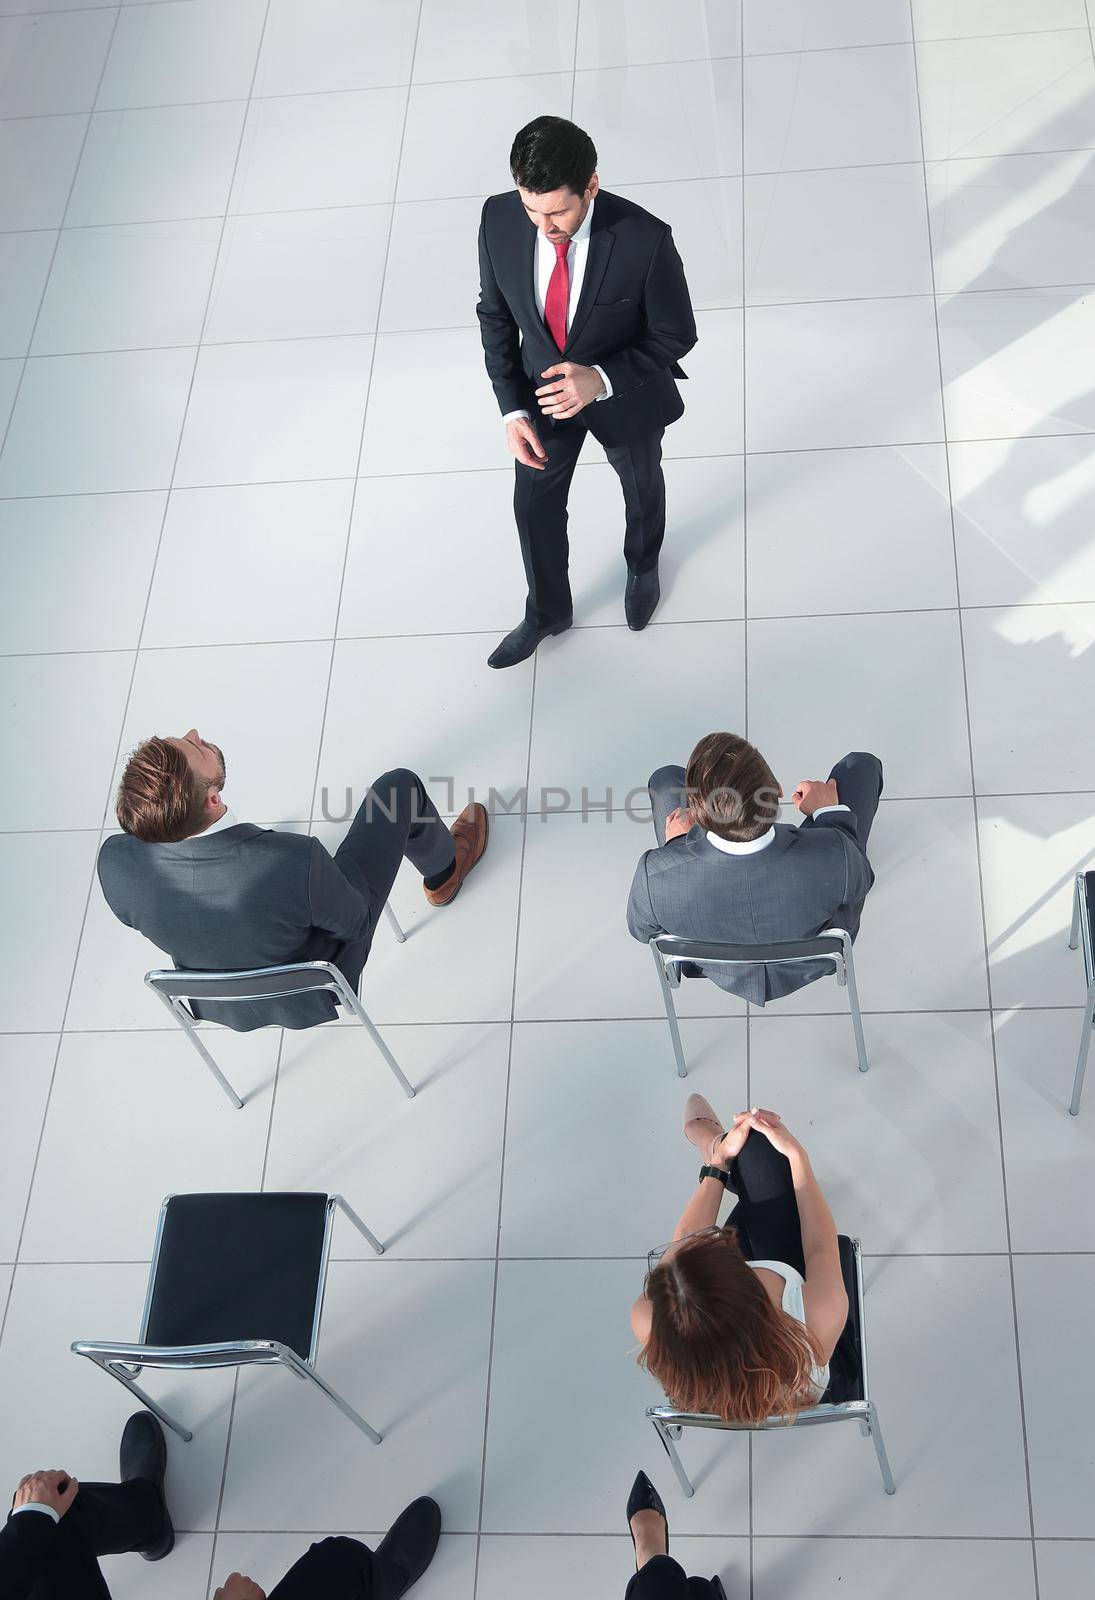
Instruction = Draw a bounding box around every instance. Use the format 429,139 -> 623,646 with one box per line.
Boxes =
72,1192 -> 384,1444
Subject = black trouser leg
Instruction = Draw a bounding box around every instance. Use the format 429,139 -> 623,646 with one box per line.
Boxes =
332,768 -> 456,979
603,429 -> 666,576
647,764 -> 689,847
513,421 -> 586,627
825,751 -> 883,847
725,1133 -> 805,1275
24,1480 -> 163,1600
268,1535 -> 378,1600
625,1554 -> 719,1600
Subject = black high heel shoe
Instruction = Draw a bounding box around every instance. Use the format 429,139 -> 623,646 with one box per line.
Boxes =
626,1470 -> 669,1567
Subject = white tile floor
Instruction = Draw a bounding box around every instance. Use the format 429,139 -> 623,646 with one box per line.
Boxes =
1,3 -> 1094,1598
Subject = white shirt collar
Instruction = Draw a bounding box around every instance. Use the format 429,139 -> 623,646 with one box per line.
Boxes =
705,826 -> 776,856
190,804 -> 238,838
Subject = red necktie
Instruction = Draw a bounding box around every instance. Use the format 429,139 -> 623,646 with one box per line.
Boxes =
544,237 -> 570,351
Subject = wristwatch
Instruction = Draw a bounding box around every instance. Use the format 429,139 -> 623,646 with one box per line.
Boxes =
698,1164 -> 731,1187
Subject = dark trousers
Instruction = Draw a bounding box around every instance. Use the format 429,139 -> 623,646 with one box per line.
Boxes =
332,767 -> 456,984
648,751 -> 883,855
268,1534 -> 389,1599
19,1480 -> 162,1599
724,1132 -> 858,1402
514,420 -> 666,626
626,1554 -> 721,1600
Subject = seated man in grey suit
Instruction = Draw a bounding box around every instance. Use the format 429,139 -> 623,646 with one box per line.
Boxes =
627,733 -> 882,1003
98,729 -> 488,1030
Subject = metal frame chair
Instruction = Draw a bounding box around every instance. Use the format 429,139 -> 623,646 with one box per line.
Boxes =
1068,871 -> 1095,1116
72,1192 -> 384,1445
145,903 -> 412,1110
649,929 -> 868,1078
646,1238 -> 895,1497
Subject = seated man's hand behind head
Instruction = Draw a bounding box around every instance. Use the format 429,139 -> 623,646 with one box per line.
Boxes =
214,1576 -> 266,1600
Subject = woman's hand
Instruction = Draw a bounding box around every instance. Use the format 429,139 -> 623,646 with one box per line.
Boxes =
709,1111 -> 751,1168
744,1108 -> 806,1162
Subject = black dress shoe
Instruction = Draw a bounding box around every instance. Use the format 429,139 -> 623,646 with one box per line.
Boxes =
626,1470 -> 669,1564
487,614 -> 572,669
373,1495 -> 442,1599
119,1412 -> 174,1562
712,1578 -> 728,1599
625,568 -> 660,630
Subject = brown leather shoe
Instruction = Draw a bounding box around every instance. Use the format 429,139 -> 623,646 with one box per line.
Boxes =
423,802 -> 489,906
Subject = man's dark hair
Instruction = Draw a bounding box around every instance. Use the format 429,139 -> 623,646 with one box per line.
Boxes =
685,733 -> 780,843
510,115 -> 597,196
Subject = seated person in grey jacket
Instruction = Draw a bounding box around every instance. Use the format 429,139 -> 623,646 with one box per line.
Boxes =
97,729 -> 488,1030
626,733 -> 882,1004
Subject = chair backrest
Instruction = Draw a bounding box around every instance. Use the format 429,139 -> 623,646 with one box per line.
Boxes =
146,960 -> 350,1006
652,931 -> 847,968
647,1236 -> 867,1434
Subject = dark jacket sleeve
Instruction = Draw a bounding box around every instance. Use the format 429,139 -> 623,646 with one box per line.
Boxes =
1,1509 -> 60,1600
626,852 -> 663,944
306,837 -> 373,945
598,227 -> 698,398
813,811 -> 874,908
475,200 -> 529,416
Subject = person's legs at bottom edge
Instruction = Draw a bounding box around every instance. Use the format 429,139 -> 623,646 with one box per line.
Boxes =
22,1480 -> 163,1600
267,1536 -> 377,1600
625,1554 -> 720,1600
647,764 -> 689,847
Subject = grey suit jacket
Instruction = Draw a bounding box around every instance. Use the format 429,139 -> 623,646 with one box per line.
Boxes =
626,812 -> 874,1005
98,824 -> 374,1030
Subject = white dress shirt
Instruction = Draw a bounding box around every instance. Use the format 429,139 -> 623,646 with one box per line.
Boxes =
704,805 -> 849,855
502,195 -> 612,425
11,1503 -> 60,1523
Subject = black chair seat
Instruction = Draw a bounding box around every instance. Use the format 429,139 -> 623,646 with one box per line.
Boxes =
820,1235 -> 864,1405
1085,873 -> 1095,972
144,1193 -> 330,1359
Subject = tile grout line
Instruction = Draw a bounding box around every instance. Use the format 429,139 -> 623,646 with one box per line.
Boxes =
10,277 -> 1095,365
908,6 -> 1040,1587
301,2 -> 425,830
6,19 -> 1095,128
740,6 -> 754,1588
0,3 -> 129,1353
471,640 -> 542,1596
7,428 -> 1095,504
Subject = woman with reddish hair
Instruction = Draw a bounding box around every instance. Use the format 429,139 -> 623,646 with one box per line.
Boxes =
630,1099 -> 853,1434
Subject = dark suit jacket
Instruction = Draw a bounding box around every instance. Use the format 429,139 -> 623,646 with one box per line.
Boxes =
626,812 -> 875,1005
98,825 -> 375,1031
1,1509 -> 109,1600
476,188 -> 698,447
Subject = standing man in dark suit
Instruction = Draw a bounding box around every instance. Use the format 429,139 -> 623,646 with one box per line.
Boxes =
477,115 -> 698,669
627,734 -> 884,1004
98,729 -> 488,1031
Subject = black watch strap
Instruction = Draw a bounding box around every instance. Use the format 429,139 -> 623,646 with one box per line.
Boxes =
699,1164 -> 731,1187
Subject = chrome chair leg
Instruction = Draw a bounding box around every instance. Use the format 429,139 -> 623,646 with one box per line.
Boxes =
147,986 -> 244,1110
865,1401 -> 896,1495
334,1192 -> 384,1256
279,1347 -> 382,1444
843,942 -> 870,1074
341,989 -> 416,1100
383,902 -> 406,944
1070,984 -> 1095,1116
653,1416 -> 695,1497
651,945 -> 688,1079
94,1356 -> 193,1443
